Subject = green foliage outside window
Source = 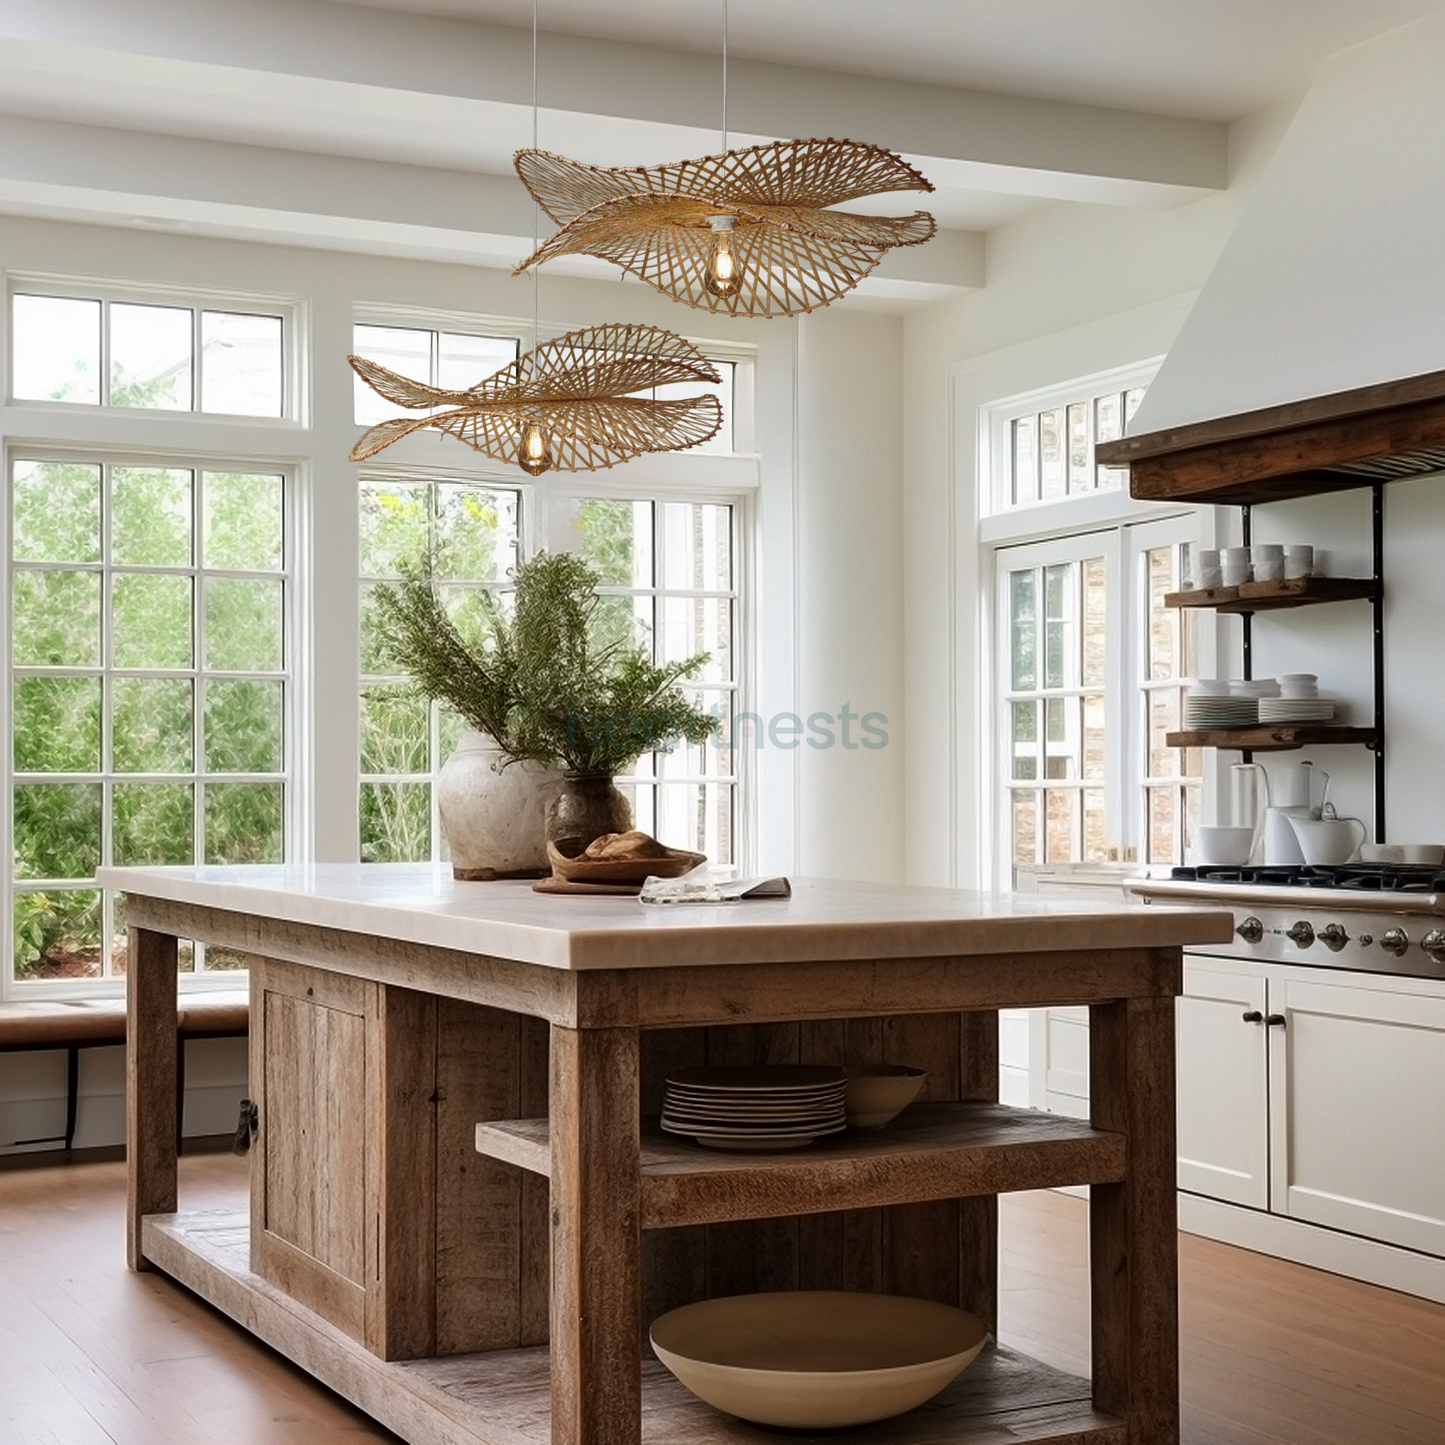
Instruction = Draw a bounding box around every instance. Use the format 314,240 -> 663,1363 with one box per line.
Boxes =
9,458 -> 286,981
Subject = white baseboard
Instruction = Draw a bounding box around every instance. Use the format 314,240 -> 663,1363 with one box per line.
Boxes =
1178,1192 -> 1445,1305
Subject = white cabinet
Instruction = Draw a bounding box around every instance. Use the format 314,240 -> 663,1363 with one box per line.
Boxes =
1179,955 -> 1445,1261
1177,960 -> 1269,1209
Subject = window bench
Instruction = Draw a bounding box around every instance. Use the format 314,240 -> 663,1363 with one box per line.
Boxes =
0,992 -> 249,1151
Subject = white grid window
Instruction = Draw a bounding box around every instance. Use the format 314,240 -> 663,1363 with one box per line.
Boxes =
358,477 -> 522,862
565,496 -> 739,862
6,457 -> 290,985
11,290 -> 287,417
356,485 -> 742,868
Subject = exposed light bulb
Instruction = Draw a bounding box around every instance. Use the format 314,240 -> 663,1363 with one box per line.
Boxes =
703,214 -> 742,298
517,418 -> 553,476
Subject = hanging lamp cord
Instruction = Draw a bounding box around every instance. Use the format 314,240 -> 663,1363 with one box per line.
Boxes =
721,0 -> 728,152
531,0 -> 539,378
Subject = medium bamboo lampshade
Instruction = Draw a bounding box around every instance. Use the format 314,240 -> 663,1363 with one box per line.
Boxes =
348,323 -> 723,471
514,136 -> 936,318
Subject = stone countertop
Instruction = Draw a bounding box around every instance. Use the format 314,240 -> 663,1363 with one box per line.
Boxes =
97,863 -> 1233,972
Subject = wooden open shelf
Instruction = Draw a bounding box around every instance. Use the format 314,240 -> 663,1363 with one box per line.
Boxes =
1167,725 -> 1377,753
1164,576 -> 1378,612
475,1103 -> 1126,1229
144,1209 -> 1125,1445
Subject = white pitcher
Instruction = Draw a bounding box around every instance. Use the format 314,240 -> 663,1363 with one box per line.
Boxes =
1288,811 -> 1366,865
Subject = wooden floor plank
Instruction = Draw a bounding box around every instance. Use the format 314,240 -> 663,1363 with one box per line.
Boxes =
3,1156 -> 1445,1443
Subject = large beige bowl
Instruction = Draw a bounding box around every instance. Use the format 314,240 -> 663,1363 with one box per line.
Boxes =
843,1063 -> 927,1128
650,1290 -> 986,1428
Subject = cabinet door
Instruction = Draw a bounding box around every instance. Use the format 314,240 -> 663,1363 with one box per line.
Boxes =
1178,958 -> 1269,1209
252,957 -> 373,1342
1271,976 -> 1445,1257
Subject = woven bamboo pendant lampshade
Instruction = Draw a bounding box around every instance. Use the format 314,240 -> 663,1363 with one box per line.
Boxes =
513,136 -> 937,318
347,323 -> 723,470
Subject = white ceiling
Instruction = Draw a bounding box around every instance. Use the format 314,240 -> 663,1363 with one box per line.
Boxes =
334,0 -> 1445,122
0,0 -> 1440,306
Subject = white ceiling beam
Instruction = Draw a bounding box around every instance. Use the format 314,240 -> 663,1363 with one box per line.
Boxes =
0,114 -> 984,299
0,0 -> 1226,198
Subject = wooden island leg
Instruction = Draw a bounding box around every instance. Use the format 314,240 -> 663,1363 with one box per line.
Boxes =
550,1023 -> 642,1445
1089,994 -> 1180,1444
960,1008 -> 1000,1332
126,926 -> 178,1271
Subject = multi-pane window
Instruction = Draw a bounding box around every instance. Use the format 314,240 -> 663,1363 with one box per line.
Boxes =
358,477 -> 521,863
11,291 -> 285,416
998,383 -> 1148,510
1002,544 -> 1111,868
352,323 -> 520,426
567,497 -> 738,861
7,458 -> 289,984
1142,541 -> 1202,864
995,521 -> 1206,881
356,483 -> 741,867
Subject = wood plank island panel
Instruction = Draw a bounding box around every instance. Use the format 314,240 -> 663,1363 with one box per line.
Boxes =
141,1211 -> 1125,1445
475,1104 -> 1126,1229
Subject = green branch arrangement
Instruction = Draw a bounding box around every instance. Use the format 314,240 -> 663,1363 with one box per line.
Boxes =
371,551 -> 718,777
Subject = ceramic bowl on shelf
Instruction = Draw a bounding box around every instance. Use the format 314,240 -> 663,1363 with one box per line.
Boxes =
649,1290 -> 988,1428
842,1064 -> 926,1128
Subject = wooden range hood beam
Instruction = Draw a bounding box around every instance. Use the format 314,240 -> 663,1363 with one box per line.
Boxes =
1097,368 -> 1445,504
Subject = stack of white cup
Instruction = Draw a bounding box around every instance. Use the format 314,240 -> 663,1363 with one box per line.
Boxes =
1221,547 -> 1251,586
1194,549 -> 1221,589
1251,544 -> 1283,582
1284,544 -> 1314,578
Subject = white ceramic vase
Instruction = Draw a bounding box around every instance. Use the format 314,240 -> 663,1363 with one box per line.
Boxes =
436,731 -> 563,880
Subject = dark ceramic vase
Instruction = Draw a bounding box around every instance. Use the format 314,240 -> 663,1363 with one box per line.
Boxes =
545,773 -> 634,848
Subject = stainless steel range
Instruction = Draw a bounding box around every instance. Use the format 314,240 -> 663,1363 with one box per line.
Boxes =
1128,864 -> 1445,976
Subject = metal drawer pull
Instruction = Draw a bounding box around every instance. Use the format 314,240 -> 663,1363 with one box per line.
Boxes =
1265,1013 -> 1287,1028
1241,1010 -> 1264,1023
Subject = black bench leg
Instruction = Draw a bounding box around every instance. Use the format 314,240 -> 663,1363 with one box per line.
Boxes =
63,1045 -> 80,1151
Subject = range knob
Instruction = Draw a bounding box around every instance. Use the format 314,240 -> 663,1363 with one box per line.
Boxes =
1286,920 -> 1315,947
1380,927 -> 1411,957
1318,923 -> 1350,951
1236,915 -> 1265,944
1422,928 -> 1445,961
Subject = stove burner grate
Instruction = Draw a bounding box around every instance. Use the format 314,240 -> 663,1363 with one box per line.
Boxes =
1171,863 -> 1445,893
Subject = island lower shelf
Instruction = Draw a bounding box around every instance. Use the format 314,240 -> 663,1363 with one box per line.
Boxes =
476,1102 -> 1125,1228
143,1208 -> 1126,1445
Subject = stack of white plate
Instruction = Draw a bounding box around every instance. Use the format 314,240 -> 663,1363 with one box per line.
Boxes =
1185,693 -> 1258,728
1258,697 -> 1336,722
661,1065 -> 848,1151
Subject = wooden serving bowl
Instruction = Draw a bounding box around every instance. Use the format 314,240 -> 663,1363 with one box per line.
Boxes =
546,837 -> 705,885
650,1291 -> 987,1427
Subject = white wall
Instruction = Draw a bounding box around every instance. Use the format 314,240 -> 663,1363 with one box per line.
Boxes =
794,308 -> 906,882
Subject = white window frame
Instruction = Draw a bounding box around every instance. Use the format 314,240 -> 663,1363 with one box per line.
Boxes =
6,271 -> 305,425
3,443 -> 298,1000
979,361 -> 1218,889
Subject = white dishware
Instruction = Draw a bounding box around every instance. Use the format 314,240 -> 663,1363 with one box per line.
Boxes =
1283,545 -> 1315,578
1257,698 -> 1335,722
1250,544 -> 1284,582
649,1291 -> 988,1428
1193,824 -> 1256,865
1288,812 -> 1367,865
1261,807 -> 1308,865
1220,546 -> 1252,586
1193,548 -> 1222,590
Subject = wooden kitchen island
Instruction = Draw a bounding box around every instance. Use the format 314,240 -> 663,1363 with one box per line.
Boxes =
102,863 -> 1231,1445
